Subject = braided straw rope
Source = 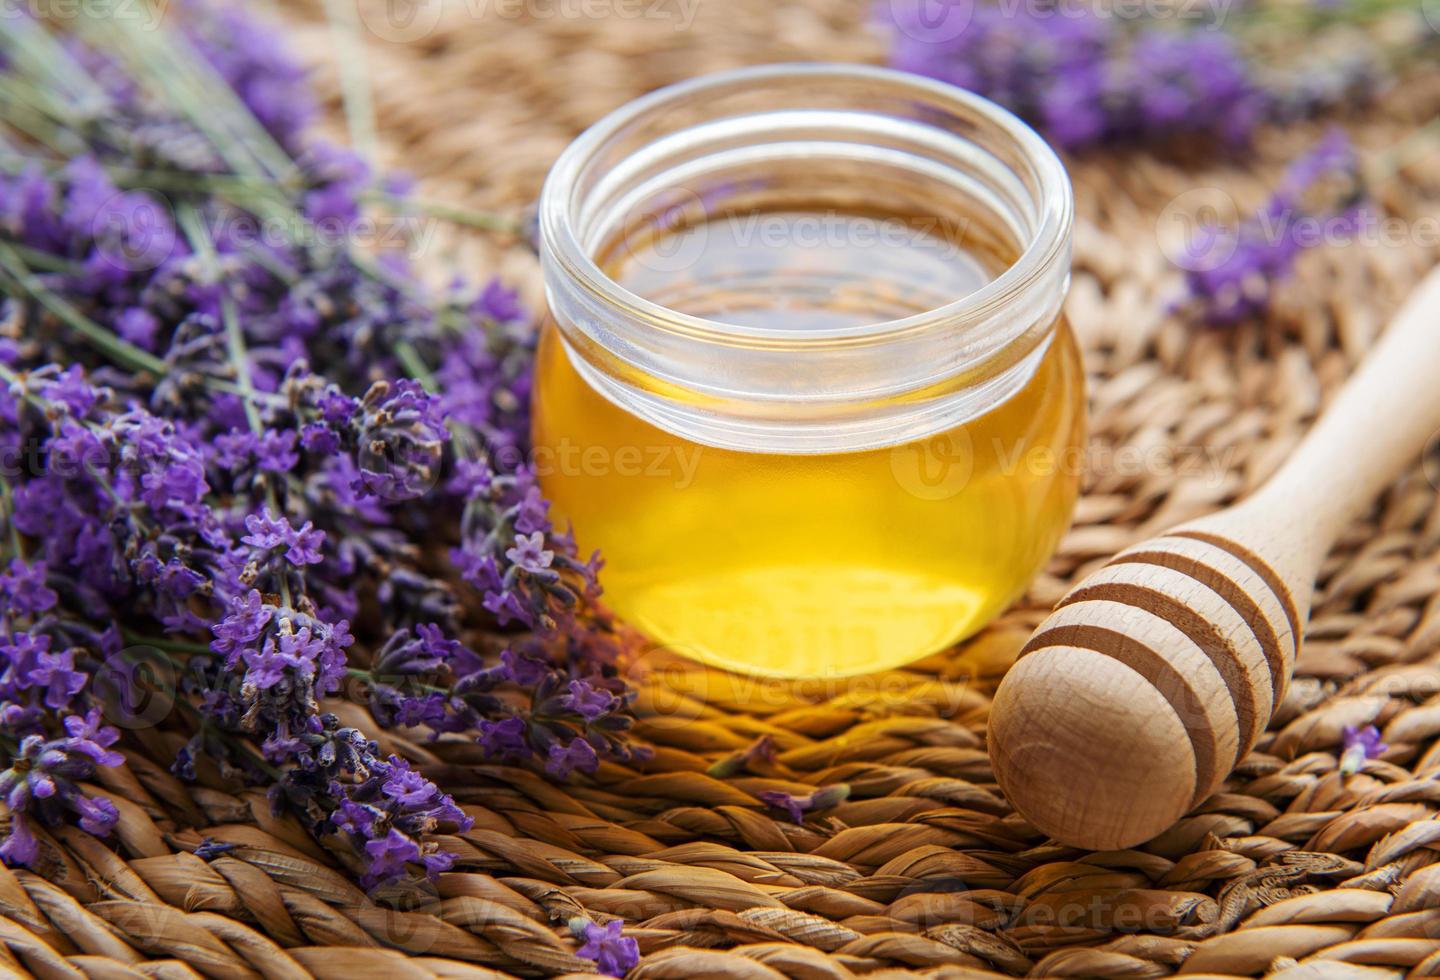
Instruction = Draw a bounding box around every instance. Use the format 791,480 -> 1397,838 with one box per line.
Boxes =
5,1 -> 1440,976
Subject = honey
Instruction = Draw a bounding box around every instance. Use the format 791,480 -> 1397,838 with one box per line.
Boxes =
533,64 -> 1081,677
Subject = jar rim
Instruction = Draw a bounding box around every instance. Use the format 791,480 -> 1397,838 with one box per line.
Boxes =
539,61 -> 1073,348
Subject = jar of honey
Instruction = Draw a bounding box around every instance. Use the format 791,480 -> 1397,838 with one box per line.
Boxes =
533,64 -> 1083,678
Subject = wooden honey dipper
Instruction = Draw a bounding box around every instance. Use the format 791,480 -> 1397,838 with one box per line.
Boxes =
989,265 -> 1440,851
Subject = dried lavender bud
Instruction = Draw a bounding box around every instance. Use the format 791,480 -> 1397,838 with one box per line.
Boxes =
1340,723 -> 1387,774
758,783 -> 851,824
571,918 -> 641,978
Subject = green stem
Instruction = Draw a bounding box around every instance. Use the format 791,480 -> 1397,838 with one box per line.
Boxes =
0,151 -> 287,201
0,11 -> 112,108
71,10 -> 298,185
366,191 -> 521,235
120,629 -> 211,655
0,239 -> 286,406
322,0 -> 379,166
9,244 -> 83,275
0,242 -> 169,376
346,667 -> 448,696
177,204 -> 293,607
0,87 -> 90,157
391,339 -> 439,393
0,473 -> 24,558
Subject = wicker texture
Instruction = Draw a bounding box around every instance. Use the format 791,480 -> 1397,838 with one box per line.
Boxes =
6,1 -> 1440,977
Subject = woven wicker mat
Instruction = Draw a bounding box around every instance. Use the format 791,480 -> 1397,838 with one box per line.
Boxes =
8,3 -> 1440,979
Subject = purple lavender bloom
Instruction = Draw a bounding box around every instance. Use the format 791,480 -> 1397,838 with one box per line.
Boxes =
287,523 -> 326,566
758,784 -> 851,824
318,752 -> 468,890
477,716 -> 530,761
332,798 -> 379,837
255,430 -> 299,473
882,3 -> 1264,151
212,590 -> 273,663
0,814 -> 38,866
561,679 -> 616,721
1,627 -> 55,689
1340,724 -> 1387,775
28,649 -> 87,710
0,715 -> 124,868
37,366 -> 101,417
382,759 -> 442,807
545,737 -> 599,779
505,531 -> 555,575
240,510 -> 290,551
300,144 -> 372,229
0,0 -> 638,894
362,828 -> 422,888
500,648 -> 549,687
353,380 -> 449,501
0,560 -> 57,616
1180,130 -> 1360,324
241,510 -> 326,566
300,422 -> 340,455
72,794 -> 120,836
318,390 -> 360,424
212,431 -> 258,471
62,709 -> 124,767
474,277 -> 526,324
574,919 -> 640,978
115,308 -> 160,350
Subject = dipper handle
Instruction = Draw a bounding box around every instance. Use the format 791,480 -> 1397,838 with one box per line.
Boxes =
990,266 -> 1440,850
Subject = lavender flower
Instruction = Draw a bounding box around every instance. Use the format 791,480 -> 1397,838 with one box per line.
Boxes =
545,737 -> 599,779
241,511 -> 326,566
1179,130 -> 1362,324
1340,724 -> 1387,775
572,918 -> 641,978
182,0 -> 315,151
0,561 -> 57,618
0,0 -> 639,893
452,464 -> 602,633
0,710 -> 123,865
758,783 -> 851,824
315,752 -> 470,890
352,379 -> 449,502
883,4 -> 1264,150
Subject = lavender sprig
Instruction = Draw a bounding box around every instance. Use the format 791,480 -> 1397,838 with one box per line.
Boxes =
880,0 -> 1423,152
1177,129 -> 1364,324
0,2 -> 640,892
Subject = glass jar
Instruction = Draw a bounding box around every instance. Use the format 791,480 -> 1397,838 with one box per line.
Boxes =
533,64 -> 1083,678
